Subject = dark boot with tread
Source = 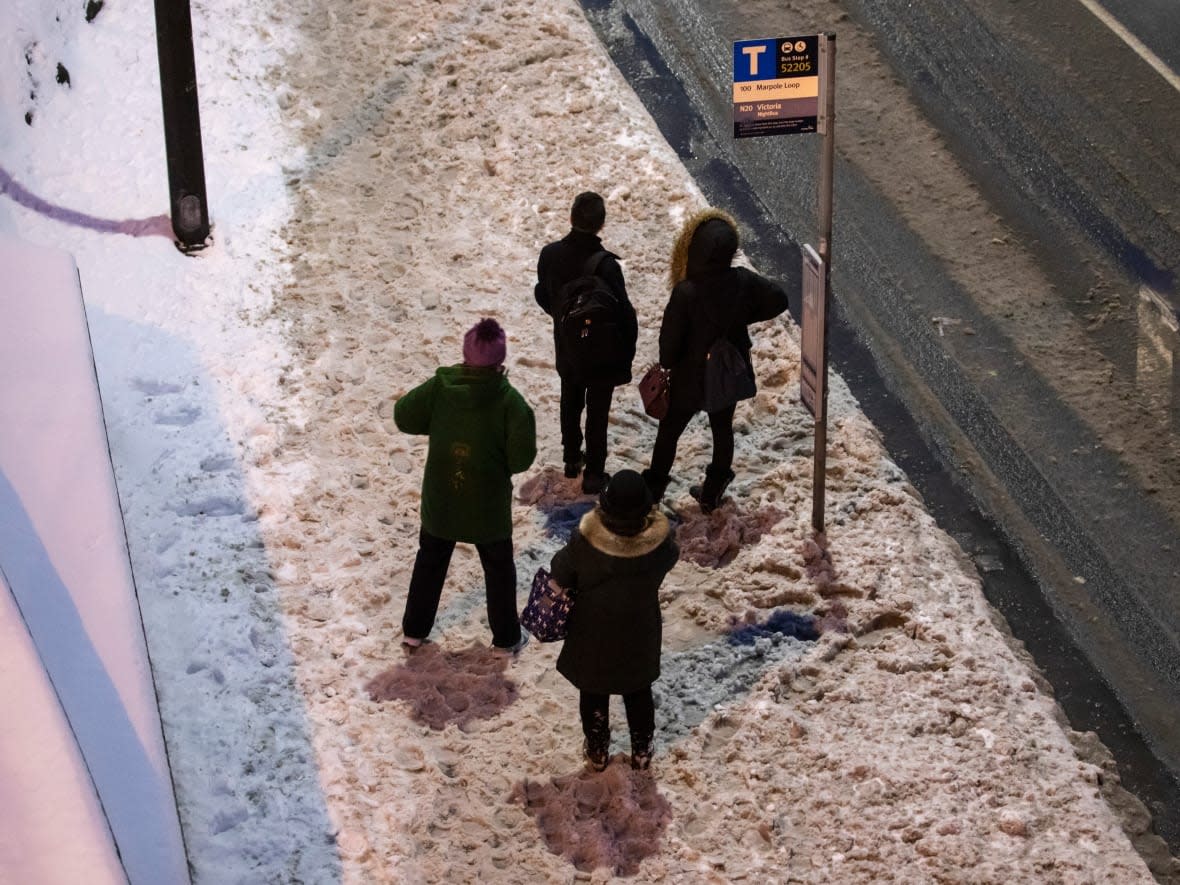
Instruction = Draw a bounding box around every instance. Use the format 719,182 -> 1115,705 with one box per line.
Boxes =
630,730 -> 654,771
689,464 -> 735,513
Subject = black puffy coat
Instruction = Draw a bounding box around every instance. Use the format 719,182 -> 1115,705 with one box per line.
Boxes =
551,508 -> 678,695
535,229 -> 638,385
658,212 -> 789,412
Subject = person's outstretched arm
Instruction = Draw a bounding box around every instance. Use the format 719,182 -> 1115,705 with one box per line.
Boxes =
393,376 -> 437,435
741,268 -> 790,324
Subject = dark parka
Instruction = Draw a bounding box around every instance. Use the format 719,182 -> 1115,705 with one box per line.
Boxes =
551,509 -> 678,695
658,210 -> 789,412
534,229 -> 639,385
394,365 -> 536,544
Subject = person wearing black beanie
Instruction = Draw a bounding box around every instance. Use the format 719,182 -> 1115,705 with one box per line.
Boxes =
547,470 -> 679,771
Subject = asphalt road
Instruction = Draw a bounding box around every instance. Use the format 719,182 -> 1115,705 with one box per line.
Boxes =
580,0 -> 1180,856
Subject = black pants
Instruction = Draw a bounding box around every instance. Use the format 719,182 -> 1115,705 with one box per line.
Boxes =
579,687 -> 655,740
648,402 -> 736,480
402,527 -> 521,648
560,377 -> 615,473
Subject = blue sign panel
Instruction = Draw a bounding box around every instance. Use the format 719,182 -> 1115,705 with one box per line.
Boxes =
734,39 -> 779,82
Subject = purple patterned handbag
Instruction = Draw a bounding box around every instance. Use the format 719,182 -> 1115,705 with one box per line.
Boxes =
520,567 -> 572,642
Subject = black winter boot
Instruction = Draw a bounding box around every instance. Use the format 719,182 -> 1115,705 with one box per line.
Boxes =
564,451 -> 584,479
689,464 -> 735,513
641,468 -> 670,502
582,469 -> 609,495
630,730 -> 654,770
583,708 -> 611,772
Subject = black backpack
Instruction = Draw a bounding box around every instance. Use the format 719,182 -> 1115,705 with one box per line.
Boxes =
557,251 -> 627,381
701,336 -> 755,413
700,287 -> 756,413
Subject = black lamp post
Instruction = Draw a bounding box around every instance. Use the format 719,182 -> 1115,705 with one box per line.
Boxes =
154,0 -> 210,252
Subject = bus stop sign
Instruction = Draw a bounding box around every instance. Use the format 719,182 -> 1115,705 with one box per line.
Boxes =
733,36 -> 820,138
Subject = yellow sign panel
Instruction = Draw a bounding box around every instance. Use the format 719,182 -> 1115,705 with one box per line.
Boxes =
732,76 -> 818,104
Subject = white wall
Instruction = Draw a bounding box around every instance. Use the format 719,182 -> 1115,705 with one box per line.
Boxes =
0,236 -> 189,885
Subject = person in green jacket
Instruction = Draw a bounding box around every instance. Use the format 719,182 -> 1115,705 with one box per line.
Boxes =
395,318 -> 537,653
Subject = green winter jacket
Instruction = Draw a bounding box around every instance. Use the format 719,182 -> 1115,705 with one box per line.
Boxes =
394,365 -> 537,544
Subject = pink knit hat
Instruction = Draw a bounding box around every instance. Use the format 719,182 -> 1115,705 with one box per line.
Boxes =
463,318 -> 507,367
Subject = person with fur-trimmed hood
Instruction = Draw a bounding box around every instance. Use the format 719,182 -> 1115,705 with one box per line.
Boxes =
395,318 -> 537,655
549,469 -> 678,771
642,208 -> 789,512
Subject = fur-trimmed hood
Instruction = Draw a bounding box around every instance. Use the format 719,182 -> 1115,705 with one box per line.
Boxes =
668,208 -> 739,289
579,507 -> 671,558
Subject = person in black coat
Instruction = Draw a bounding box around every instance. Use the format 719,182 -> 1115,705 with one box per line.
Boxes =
549,470 -> 679,771
642,208 -> 789,512
535,192 -> 638,494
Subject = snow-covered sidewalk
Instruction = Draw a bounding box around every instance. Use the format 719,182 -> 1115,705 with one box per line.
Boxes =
1,0 -> 1172,881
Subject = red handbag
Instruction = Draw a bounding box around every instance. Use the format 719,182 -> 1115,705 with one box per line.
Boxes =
638,363 -> 670,420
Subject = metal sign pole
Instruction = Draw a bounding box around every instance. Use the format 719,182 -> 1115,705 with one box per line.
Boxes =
731,33 -> 834,532
811,32 -> 836,534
